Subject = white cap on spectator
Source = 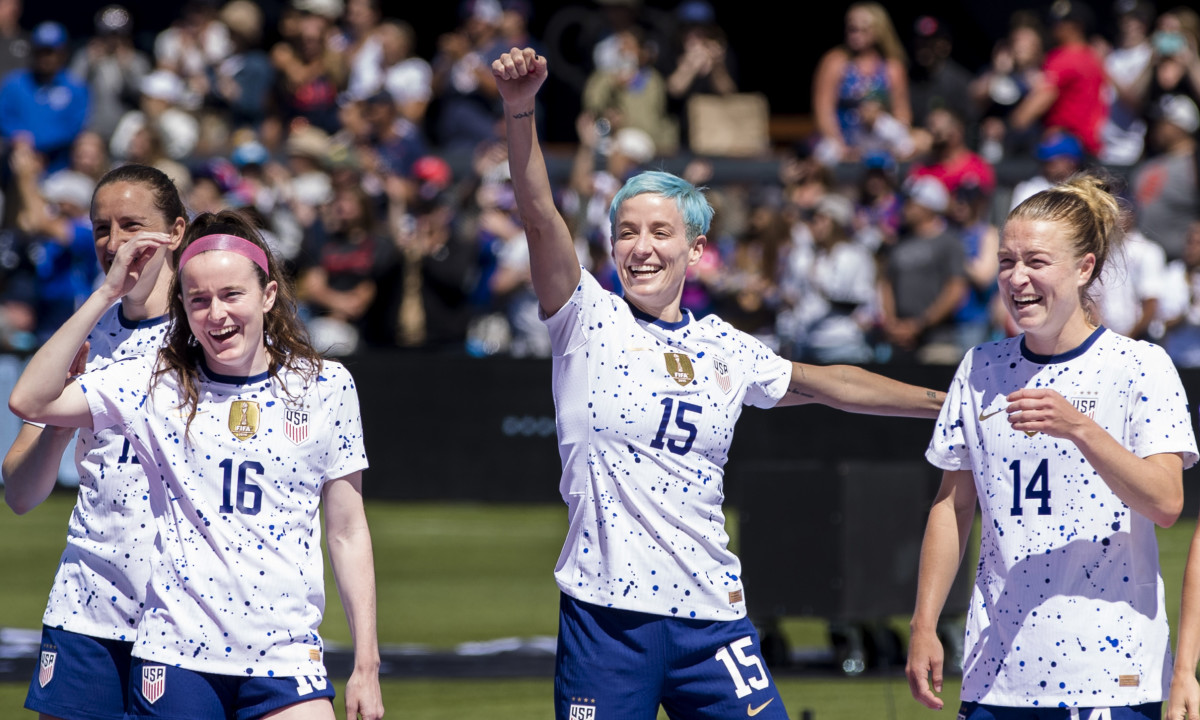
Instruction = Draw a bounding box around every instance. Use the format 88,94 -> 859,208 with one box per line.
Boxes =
905,175 -> 950,213
292,0 -> 343,19
1159,94 -> 1200,134
609,127 -> 656,164
815,193 -> 854,229
140,70 -> 185,103
285,125 -> 331,162
42,170 -> 95,211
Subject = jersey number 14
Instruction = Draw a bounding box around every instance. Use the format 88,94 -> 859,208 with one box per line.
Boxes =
1010,458 -> 1051,516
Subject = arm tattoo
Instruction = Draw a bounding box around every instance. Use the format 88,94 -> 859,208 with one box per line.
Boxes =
511,109 -> 534,119
927,391 -> 938,400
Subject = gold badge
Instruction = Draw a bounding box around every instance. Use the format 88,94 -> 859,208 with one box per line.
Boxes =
1119,675 -> 1140,687
228,400 -> 260,441
728,589 -> 744,604
664,352 -> 694,386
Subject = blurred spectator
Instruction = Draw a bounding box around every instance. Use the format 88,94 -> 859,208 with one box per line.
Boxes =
0,21 -> 89,174
908,15 -> 974,133
777,192 -> 876,364
1010,0 -> 1108,158
388,155 -> 476,351
853,151 -> 904,251
1100,0 -> 1156,166
375,20 -> 433,127
663,1 -> 736,150
271,0 -> 345,135
0,0 -> 27,84
58,130 -> 110,184
9,137 -> 96,344
811,2 -> 910,166
582,25 -> 678,156
1009,129 -> 1085,209
1160,221 -> 1200,365
708,189 -> 786,343
475,149 -> 551,357
908,107 -> 996,197
154,0 -> 232,103
948,182 -> 999,351
110,69 -> 200,162
338,0 -> 385,103
1132,93 -> 1200,261
68,5 -> 150,141
429,0 -> 504,151
204,0 -> 274,133
969,11 -> 1045,163
1121,7 -> 1200,135
296,181 -> 394,356
496,0 -> 541,55
1096,206 -> 1165,340
876,175 -> 967,364
281,121 -> 334,230
359,89 -> 427,200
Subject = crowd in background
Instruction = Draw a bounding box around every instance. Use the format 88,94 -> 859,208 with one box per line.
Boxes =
1,0 -> 1200,367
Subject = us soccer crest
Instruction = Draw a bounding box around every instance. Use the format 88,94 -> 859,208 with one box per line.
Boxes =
713,355 -> 731,394
37,650 -> 55,687
568,699 -> 596,720
1069,393 -> 1098,419
284,408 -> 309,445
664,352 -> 694,386
228,400 -> 260,441
141,665 -> 166,704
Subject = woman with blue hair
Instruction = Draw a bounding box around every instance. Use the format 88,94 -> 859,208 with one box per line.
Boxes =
493,47 -> 947,719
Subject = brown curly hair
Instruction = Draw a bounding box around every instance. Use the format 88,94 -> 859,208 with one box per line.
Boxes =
155,209 -> 322,437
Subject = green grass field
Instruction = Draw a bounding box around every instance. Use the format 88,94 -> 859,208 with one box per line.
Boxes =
1,491 -> 1194,719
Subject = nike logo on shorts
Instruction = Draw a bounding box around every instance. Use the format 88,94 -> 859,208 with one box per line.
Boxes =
748,698 -> 774,716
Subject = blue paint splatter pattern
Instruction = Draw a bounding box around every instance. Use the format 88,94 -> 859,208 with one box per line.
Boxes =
80,354 -> 368,677
544,270 -> 791,621
43,304 -> 168,641
926,328 -> 1198,707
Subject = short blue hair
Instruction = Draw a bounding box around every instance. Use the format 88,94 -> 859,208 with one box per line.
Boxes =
608,171 -> 714,244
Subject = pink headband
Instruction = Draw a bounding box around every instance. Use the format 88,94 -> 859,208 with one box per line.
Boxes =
178,233 -> 269,276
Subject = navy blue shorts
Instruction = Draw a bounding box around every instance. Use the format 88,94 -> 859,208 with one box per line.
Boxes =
959,700 -> 1163,720
555,593 -> 788,720
25,626 -> 133,720
126,658 -> 336,720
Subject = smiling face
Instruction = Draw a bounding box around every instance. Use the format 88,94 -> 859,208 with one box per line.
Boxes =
998,218 -> 1096,354
91,181 -> 184,306
180,250 -> 277,377
611,193 -> 705,321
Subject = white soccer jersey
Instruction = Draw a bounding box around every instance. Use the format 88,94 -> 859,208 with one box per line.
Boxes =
545,270 -> 792,621
927,327 -> 1198,707
43,305 -> 167,640
80,355 -> 367,676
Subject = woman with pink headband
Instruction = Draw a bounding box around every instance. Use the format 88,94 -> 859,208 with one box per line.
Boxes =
9,209 -> 384,720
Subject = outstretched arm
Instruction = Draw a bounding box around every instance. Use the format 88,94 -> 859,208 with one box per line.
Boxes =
324,471 -> 384,720
492,47 -> 581,317
906,469 -> 976,710
775,362 -> 944,418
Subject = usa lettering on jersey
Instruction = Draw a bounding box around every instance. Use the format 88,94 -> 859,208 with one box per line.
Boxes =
38,650 -> 55,687
284,408 -> 309,445
1069,393 -> 1098,418
714,355 -> 731,394
141,665 -> 165,704
569,702 -> 596,720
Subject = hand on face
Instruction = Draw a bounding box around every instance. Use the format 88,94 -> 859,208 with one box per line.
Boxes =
100,231 -> 174,302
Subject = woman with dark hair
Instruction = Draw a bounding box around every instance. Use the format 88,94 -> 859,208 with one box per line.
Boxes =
9,209 -> 383,720
4,163 -> 185,720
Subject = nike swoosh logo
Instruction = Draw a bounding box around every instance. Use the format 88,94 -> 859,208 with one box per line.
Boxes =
748,698 -> 775,716
978,408 -> 1004,421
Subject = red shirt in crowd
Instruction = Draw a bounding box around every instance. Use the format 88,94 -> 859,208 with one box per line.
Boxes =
1041,44 -> 1108,156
